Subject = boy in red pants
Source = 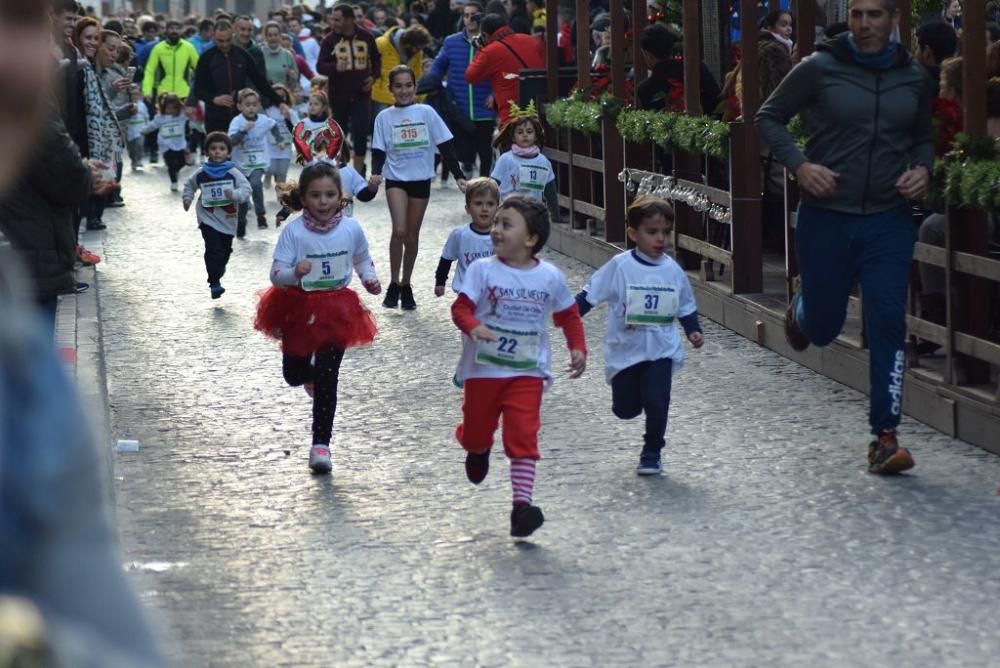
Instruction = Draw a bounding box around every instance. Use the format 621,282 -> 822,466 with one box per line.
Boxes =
451,196 -> 587,538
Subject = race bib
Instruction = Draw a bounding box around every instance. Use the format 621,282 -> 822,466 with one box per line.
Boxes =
625,284 -> 678,325
475,324 -> 540,370
517,164 -> 548,192
201,180 -> 231,208
392,122 -> 429,149
241,140 -> 268,170
301,250 -> 352,291
161,122 -> 184,139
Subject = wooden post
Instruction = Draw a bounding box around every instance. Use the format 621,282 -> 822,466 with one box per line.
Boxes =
632,0 -> 648,108
898,0 -> 912,53
602,0 -> 627,243
575,0 -> 590,94
671,0 -> 704,271
730,0 -> 763,294
797,0 -> 816,59
545,0 -> 559,104
682,1 -> 702,115
950,0 -> 991,385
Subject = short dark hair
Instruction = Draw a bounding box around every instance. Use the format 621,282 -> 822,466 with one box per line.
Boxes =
332,3 -> 355,20
761,10 -> 792,31
916,21 -> 958,65
103,19 -> 124,34
641,23 -> 679,60
204,131 -> 231,153
214,19 -> 232,33
627,195 -> 675,229
824,21 -> 849,40
480,13 -> 508,36
51,0 -> 81,15
498,196 -> 549,255
199,19 -> 214,32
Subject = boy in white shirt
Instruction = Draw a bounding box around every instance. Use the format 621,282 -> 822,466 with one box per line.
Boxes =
434,177 -> 499,297
228,88 -> 286,237
576,196 -> 705,476
451,196 -> 587,538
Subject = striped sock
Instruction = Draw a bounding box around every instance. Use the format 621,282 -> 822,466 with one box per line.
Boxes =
510,458 -> 536,505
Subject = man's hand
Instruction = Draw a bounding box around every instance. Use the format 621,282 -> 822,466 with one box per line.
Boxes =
212,94 -> 233,107
434,285 -> 445,297
568,350 -> 586,378
469,325 -> 497,342
795,162 -> 839,198
294,259 -> 312,278
896,166 -> 930,200
362,76 -> 374,92
457,178 -> 467,192
688,331 -> 704,349
86,160 -> 115,195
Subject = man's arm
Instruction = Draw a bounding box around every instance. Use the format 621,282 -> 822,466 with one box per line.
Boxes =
368,32 -> 381,81
754,55 -> 825,174
315,33 -> 337,77
192,52 -> 211,104
464,44 -> 491,85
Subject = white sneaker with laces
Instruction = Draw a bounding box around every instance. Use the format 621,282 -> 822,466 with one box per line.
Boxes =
309,444 -> 331,473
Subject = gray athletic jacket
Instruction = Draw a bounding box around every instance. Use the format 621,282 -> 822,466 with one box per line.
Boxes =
756,34 -> 935,215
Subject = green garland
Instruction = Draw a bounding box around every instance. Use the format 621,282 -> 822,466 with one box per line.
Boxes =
928,134 -> 1000,213
616,109 -> 729,158
544,94 -> 730,157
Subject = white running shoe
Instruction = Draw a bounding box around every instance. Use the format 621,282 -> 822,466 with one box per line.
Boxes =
309,444 -> 331,473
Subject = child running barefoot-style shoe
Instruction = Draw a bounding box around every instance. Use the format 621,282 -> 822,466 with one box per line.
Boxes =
209,282 -> 225,299
867,429 -> 915,474
382,282 -> 400,308
510,502 -> 544,538
399,284 -> 417,310
636,451 -> 662,476
308,444 -> 332,474
465,449 -> 490,484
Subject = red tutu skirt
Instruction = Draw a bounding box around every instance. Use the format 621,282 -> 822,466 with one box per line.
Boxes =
254,286 -> 377,356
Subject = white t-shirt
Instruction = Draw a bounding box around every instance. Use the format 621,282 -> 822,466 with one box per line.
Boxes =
147,112 -> 187,152
229,114 -> 279,174
372,103 -> 452,182
272,215 -> 376,290
126,101 -> 150,142
491,150 -> 555,201
441,223 -> 494,293
265,106 -> 298,161
456,256 -> 575,386
338,163 -> 368,217
581,249 -> 698,383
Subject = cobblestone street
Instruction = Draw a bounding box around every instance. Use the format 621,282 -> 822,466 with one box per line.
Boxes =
92,162 -> 1000,667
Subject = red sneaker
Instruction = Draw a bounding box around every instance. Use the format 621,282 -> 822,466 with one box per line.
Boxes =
77,245 -> 101,266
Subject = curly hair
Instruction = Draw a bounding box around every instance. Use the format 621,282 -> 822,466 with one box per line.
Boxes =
493,116 -> 545,152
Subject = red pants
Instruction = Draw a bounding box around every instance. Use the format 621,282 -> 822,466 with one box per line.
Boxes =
455,377 -> 544,460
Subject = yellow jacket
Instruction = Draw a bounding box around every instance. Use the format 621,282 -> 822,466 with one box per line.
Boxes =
142,39 -> 199,99
371,27 -> 425,106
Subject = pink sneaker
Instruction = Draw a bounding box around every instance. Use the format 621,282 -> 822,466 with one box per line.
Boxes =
308,444 -> 331,473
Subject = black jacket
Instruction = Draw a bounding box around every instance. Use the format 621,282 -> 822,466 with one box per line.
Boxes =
192,45 -> 282,119
637,58 -> 722,117
0,112 -> 91,300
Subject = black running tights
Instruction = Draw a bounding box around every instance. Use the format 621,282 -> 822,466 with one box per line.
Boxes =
282,347 -> 345,445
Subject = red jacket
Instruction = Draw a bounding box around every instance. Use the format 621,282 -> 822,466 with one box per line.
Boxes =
465,27 -> 545,126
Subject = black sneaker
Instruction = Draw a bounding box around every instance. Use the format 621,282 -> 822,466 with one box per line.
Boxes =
636,452 -> 662,476
399,284 -> 416,310
382,282 -> 400,308
465,449 -> 490,484
510,503 -> 544,538
85,220 -> 107,231
785,292 -> 810,352
257,214 -> 268,229
236,219 -> 247,239
106,198 -> 125,208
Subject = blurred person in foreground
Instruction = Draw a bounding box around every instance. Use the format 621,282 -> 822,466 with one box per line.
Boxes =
0,1 -> 165,666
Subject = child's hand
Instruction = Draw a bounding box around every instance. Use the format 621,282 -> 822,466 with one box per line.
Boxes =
568,349 -> 587,378
368,175 -> 383,190
294,260 -> 311,278
244,120 -> 255,132
457,178 -> 467,192
688,331 -> 704,348
223,188 -> 233,200
434,285 -> 445,297
182,199 -> 191,211
469,325 -> 497,342
363,278 -> 381,295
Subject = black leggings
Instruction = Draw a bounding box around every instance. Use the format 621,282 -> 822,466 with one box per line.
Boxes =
163,149 -> 187,184
282,347 -> 345,445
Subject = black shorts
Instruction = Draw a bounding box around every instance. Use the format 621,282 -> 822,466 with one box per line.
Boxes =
385,178 -> 432,199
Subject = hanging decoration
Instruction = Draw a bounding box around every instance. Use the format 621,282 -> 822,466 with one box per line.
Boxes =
619,168 -> 733,225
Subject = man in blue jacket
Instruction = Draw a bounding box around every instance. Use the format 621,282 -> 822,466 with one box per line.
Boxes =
756,0 -> 934,475
424,1 -> 496,177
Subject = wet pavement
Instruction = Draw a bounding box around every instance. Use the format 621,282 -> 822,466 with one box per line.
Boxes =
94,161 -> 1000,667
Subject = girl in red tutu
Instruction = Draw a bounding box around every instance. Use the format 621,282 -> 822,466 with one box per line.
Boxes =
254,163 -> 382,473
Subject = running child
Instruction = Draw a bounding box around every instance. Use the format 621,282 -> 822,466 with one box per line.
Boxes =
141,92 -> 189,191
490,101 -> 559,221
125,86 -> 150,172
265,83 -> 299,187
369,64 -> 467,311
435,177 -> 498,297
228,88 -> 286,236
451,196 -> 587,538
575,195 -> 704,476
253,163 -> 382,474
182,132 -> 252,299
